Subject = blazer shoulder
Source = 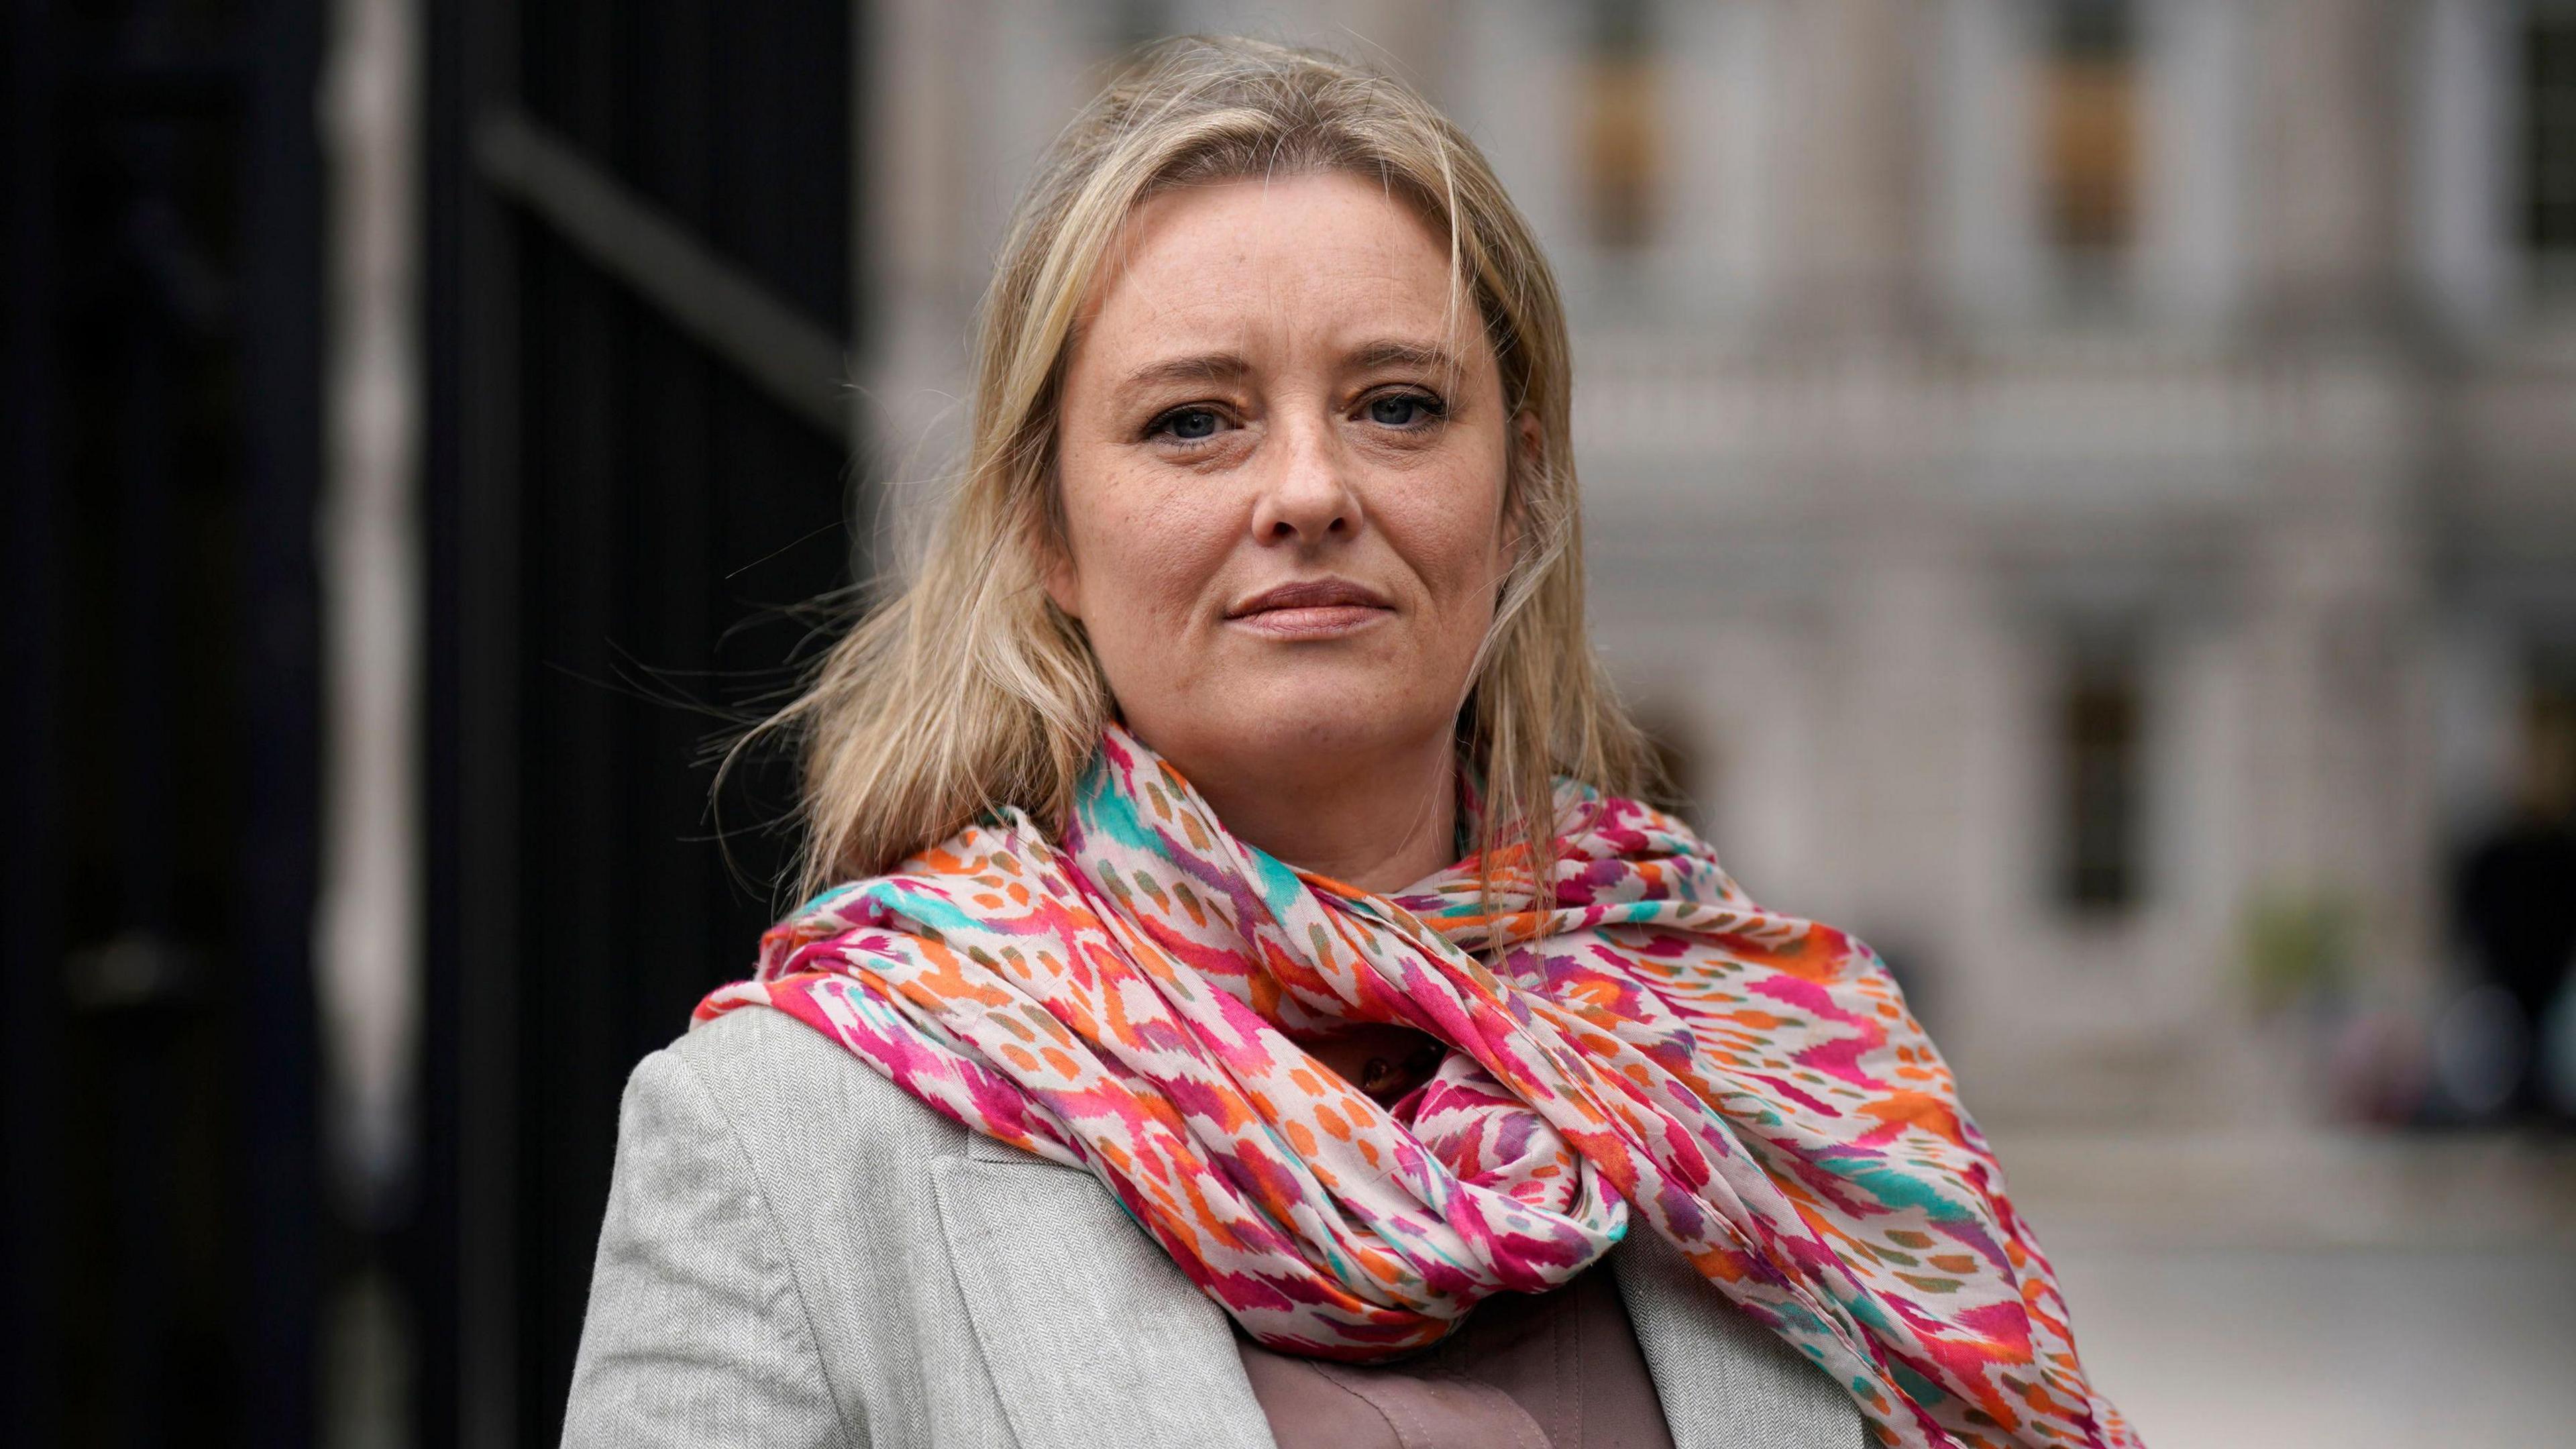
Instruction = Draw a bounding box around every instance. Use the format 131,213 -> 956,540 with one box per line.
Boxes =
612,1004 -> 1028,1448
649,1005 -> 970,1175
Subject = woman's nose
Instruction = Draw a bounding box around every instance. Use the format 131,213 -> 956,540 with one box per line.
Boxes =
1248,413 -> 1362,545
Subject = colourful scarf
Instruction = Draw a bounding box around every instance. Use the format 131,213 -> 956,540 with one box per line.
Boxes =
696,724 -> 2135,1449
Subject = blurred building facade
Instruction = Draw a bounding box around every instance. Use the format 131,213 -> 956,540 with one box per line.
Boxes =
856,0 -> 2576,1129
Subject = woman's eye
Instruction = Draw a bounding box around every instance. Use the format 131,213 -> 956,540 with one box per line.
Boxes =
1364,392 -> 1442,427
1152,407 -> 1224,442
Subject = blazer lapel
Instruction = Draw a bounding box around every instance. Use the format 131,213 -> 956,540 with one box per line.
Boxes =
1609,1231 -> 1873,1449
930,1134 -> 1277,1449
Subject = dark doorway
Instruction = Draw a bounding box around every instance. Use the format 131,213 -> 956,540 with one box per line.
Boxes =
6,0 -> 332,1433
419,1 -> 861,1444
3,0 -> 327,1444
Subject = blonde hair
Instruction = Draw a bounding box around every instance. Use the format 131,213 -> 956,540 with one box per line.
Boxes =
742,34 -> 1658,912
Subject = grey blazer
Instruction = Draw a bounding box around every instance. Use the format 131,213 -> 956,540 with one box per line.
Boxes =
561,1005 -> 1870,1448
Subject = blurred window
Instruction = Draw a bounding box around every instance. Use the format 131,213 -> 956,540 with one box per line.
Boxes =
1584,0 -> 1664,250
2036,0 -> 2140,258
2056,633 -> 2146,915
2526,8 -> 2576,259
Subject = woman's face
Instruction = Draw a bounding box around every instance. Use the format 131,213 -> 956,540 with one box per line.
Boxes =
1046,170 -> 1532,792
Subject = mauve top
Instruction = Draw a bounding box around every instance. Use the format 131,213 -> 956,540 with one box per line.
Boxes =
1233,1263 -> 1678,1449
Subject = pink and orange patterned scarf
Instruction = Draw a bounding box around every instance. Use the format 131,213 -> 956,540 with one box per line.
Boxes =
695,723 -> 2135,1448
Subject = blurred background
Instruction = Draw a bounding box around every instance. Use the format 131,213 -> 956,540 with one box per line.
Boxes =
6,0 -> 2575,1444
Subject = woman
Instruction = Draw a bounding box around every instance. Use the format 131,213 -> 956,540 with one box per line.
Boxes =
562,35 -> 2134,1449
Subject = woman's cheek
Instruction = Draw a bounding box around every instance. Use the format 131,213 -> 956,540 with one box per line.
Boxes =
1397,481 -> 1510,610
1077,506 -> 1227,666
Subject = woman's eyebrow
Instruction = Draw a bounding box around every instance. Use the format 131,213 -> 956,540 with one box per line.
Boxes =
1113,340 -> 1464,394
1117,352 -> 1252,392
1344,339 -> 1463,374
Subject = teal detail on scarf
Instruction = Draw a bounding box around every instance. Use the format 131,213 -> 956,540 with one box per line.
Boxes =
1830,1155 -> 1978,1224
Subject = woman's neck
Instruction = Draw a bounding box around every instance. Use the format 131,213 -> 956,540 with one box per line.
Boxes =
1181,733 -> 1460,896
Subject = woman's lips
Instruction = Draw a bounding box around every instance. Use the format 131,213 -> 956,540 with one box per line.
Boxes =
1227,603 -> 1391,639
1223,578 -> 1395,638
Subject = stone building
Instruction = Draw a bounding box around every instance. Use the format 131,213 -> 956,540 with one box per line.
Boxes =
853,0 -> 2576,1126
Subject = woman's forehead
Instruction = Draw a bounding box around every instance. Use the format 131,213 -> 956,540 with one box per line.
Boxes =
1068,171 -> 1489,379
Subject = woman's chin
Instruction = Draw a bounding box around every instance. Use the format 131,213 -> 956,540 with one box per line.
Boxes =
1179,694 -> 1452,771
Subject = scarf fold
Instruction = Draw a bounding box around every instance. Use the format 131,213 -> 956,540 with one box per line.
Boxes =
694,723 -> 2136,1449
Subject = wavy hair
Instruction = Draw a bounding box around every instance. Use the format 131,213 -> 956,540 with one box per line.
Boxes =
737,34 -> 1659,917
